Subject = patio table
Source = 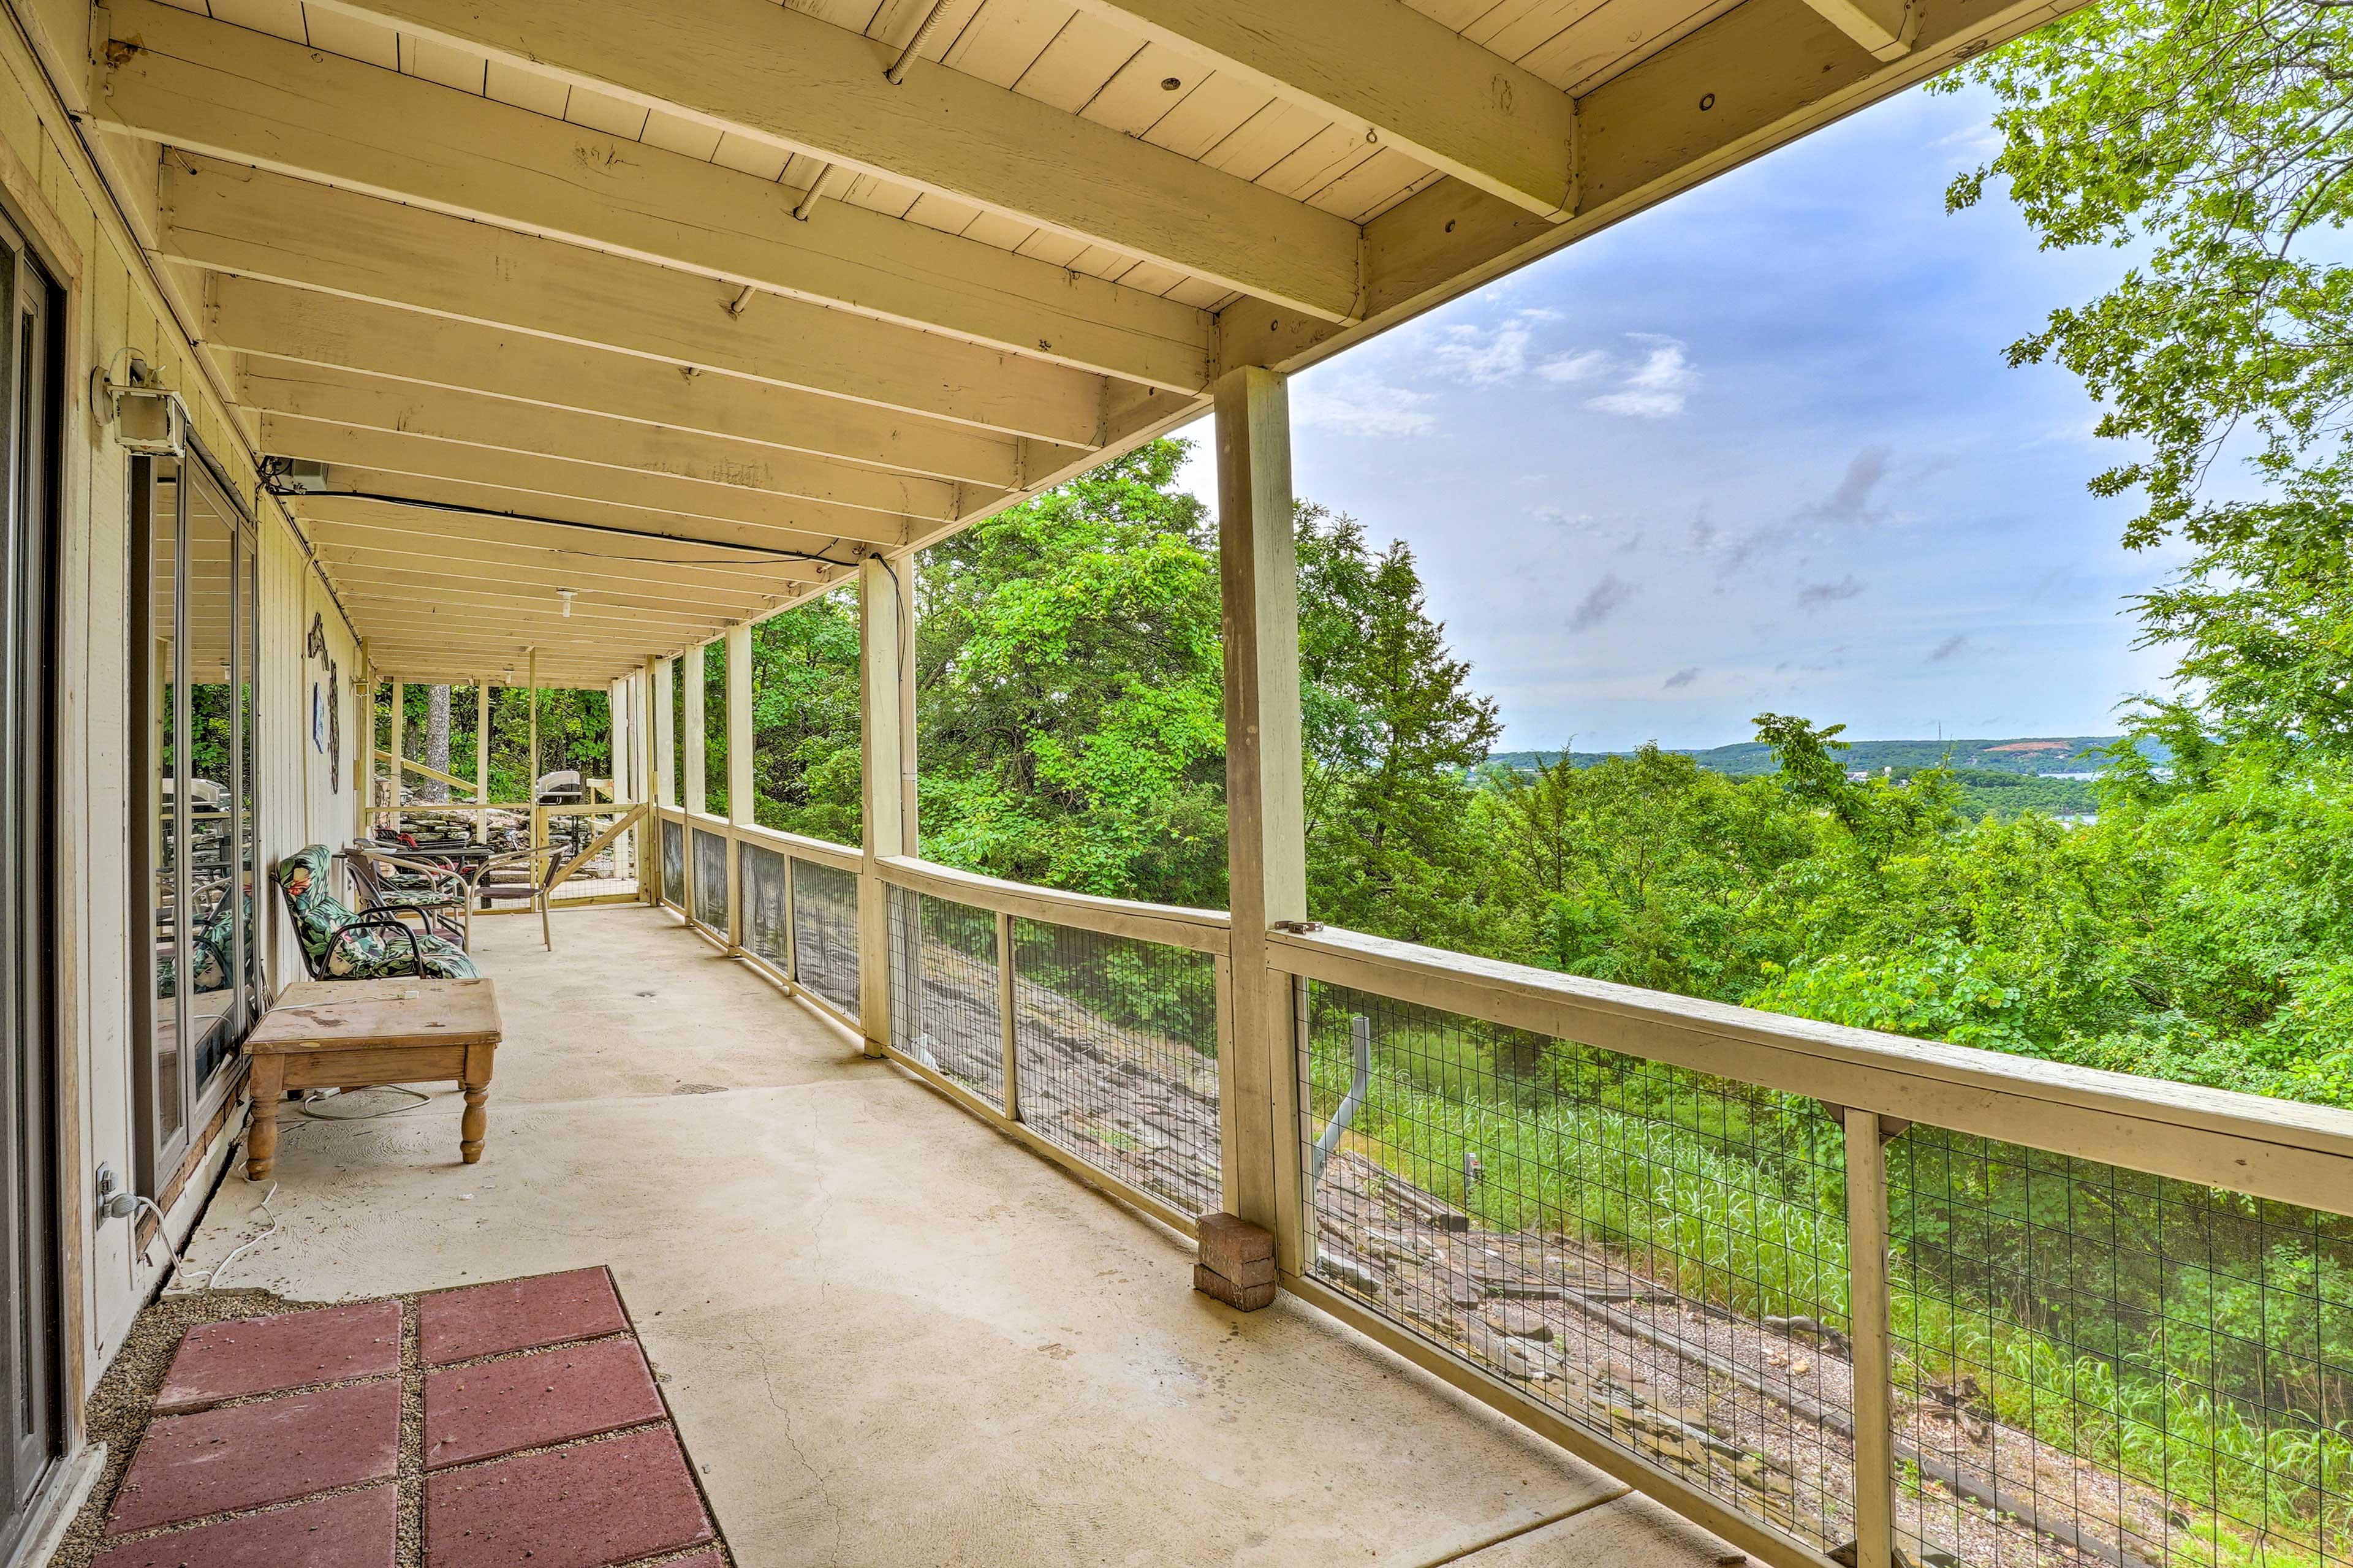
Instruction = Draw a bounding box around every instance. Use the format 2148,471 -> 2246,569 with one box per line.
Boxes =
241,977 -> 502,1180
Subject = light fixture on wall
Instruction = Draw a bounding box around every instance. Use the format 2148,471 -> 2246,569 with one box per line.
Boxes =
91,348 -> 189,457
558,588 -> 577,619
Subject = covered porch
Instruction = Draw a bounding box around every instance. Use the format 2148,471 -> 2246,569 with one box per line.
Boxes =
168,903 -> 1726,1568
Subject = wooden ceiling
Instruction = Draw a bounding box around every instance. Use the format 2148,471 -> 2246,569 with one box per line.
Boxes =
71,0 -> 2074,684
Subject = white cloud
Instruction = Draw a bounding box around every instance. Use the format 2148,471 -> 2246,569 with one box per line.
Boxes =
1585,335 -> 1696,419
1292,371 -> 1438,438
1537,349 -> 1608,384
1432,322 -> 1533,384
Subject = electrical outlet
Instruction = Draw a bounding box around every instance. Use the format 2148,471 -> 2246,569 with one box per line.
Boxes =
92,1162 -> 137,1225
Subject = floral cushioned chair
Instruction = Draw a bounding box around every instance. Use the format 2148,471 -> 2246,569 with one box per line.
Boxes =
274,846 -> 480,980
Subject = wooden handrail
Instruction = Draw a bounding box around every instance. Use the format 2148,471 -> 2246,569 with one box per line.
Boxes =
1267,922 -> 2353,1216
546,803 -> 648,896
874,853 -> 1229,956
373,747 -> 476,793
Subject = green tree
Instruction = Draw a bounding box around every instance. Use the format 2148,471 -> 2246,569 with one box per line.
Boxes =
1298,511 -> 1501,944
1946,1 -> 2353,749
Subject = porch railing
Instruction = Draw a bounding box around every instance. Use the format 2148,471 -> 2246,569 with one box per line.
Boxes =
635,806 -> 2353,1568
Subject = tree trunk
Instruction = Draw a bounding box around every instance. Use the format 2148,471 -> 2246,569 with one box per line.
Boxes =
423,684 -> 452,802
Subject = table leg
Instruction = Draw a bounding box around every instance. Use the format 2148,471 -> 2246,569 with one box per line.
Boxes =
246,1054 -> 286,1180
460,1042 -> 493,1164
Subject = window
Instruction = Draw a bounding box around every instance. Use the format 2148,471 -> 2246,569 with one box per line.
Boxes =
131,449 -> 263,1188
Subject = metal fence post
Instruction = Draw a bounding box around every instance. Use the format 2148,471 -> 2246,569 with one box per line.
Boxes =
1844,1107 -> 1896,1568
996,909 -> 1018,1118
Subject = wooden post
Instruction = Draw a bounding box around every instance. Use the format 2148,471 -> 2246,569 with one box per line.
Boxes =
1845,1107 -> 1896,1568
473,675 -> 490,845
607,673 -> 631,882
900,577 -> 919,857
389,678 -> 405,819
643,656 -> 665,899
997,909 -> 1018,1118
1216,365 -> 1308,1274
353,642 -> 370,841
726,622 -> 753,952
526,648 -> 543,853
857,555 -> 906,1059
652,656 -> 676,810
683,640 -> 706,818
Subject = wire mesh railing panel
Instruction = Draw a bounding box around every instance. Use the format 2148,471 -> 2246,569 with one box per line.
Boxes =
692,827 -> 729,934
741,843 -> 789,974
1300,980 -> 1854,1555
1888,1126 -> 2353,1568
1009,918 -> 1220,1219
885,886 -> 1002,1109
659,818 -> 684,911
787,855 -> 858,1023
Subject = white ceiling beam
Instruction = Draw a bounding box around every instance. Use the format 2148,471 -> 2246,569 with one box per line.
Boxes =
1795,0 -> 1918,60
297,0 -> 1363,321
94,0 -> 1212,391
262,417 -> 913,550
161,157 -> 1111,447
1064,0 -> 1578,219
240,363 -> 964,526
209,281 -> 1037,490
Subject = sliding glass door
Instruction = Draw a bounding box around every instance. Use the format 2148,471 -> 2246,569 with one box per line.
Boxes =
0,210 -> 62,1561
131,450 -> 262,1192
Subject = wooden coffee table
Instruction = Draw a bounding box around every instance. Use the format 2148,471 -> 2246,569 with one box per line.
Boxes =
242,977 -> 503,1180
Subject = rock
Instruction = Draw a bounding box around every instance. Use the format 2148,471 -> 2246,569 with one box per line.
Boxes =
1485,1305 -> 1553,1340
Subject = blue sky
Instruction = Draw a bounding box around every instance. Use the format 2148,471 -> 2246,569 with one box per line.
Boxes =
1172,81 -> 2200,756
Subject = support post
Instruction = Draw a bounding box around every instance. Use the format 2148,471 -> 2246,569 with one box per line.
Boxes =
727,622 -> 754,952
857,555 -> 907,1058
474,676 -> 490,845
526,648 -> 543,853
1216,365 -> 1308,1273
389,678 -> 404,821
683,641 -> 707,818
607,673 -> 631,880
997,909 -> 1018,1118
653,656 -> 676,811
1844,1107 -> 1896,1568
353,642 -> 370,841
643,657 -> 665,898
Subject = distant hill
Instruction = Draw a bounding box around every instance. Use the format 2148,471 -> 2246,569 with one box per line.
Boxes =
1485,735 -> 2164,779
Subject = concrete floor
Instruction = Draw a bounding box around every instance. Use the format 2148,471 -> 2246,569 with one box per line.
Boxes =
173,904 -> 1746,1568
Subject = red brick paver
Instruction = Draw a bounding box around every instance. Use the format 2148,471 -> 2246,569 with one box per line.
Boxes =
419,1267 -> 628,1366
89,1485 -> 398,1568
156,1300 -> 403,1413
424,1426 -> 714,1568
424,1337 -> 665,1469
107,1381 -> 402,1535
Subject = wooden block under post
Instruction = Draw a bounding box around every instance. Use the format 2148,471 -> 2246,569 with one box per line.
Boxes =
1195,1212 -> 1277,1309
1193,1265 -> 1276,1312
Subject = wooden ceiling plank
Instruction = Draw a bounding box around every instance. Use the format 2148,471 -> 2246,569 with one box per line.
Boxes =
1063,0 -> 1579,218
209,281 -> 1027,489
96,1 -> 1213,390
238,362 -> 964,522
159,156 -> 1112,446
295,503 -> 842,576
261,416 -> 914,549
295,0 -> 1365,320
